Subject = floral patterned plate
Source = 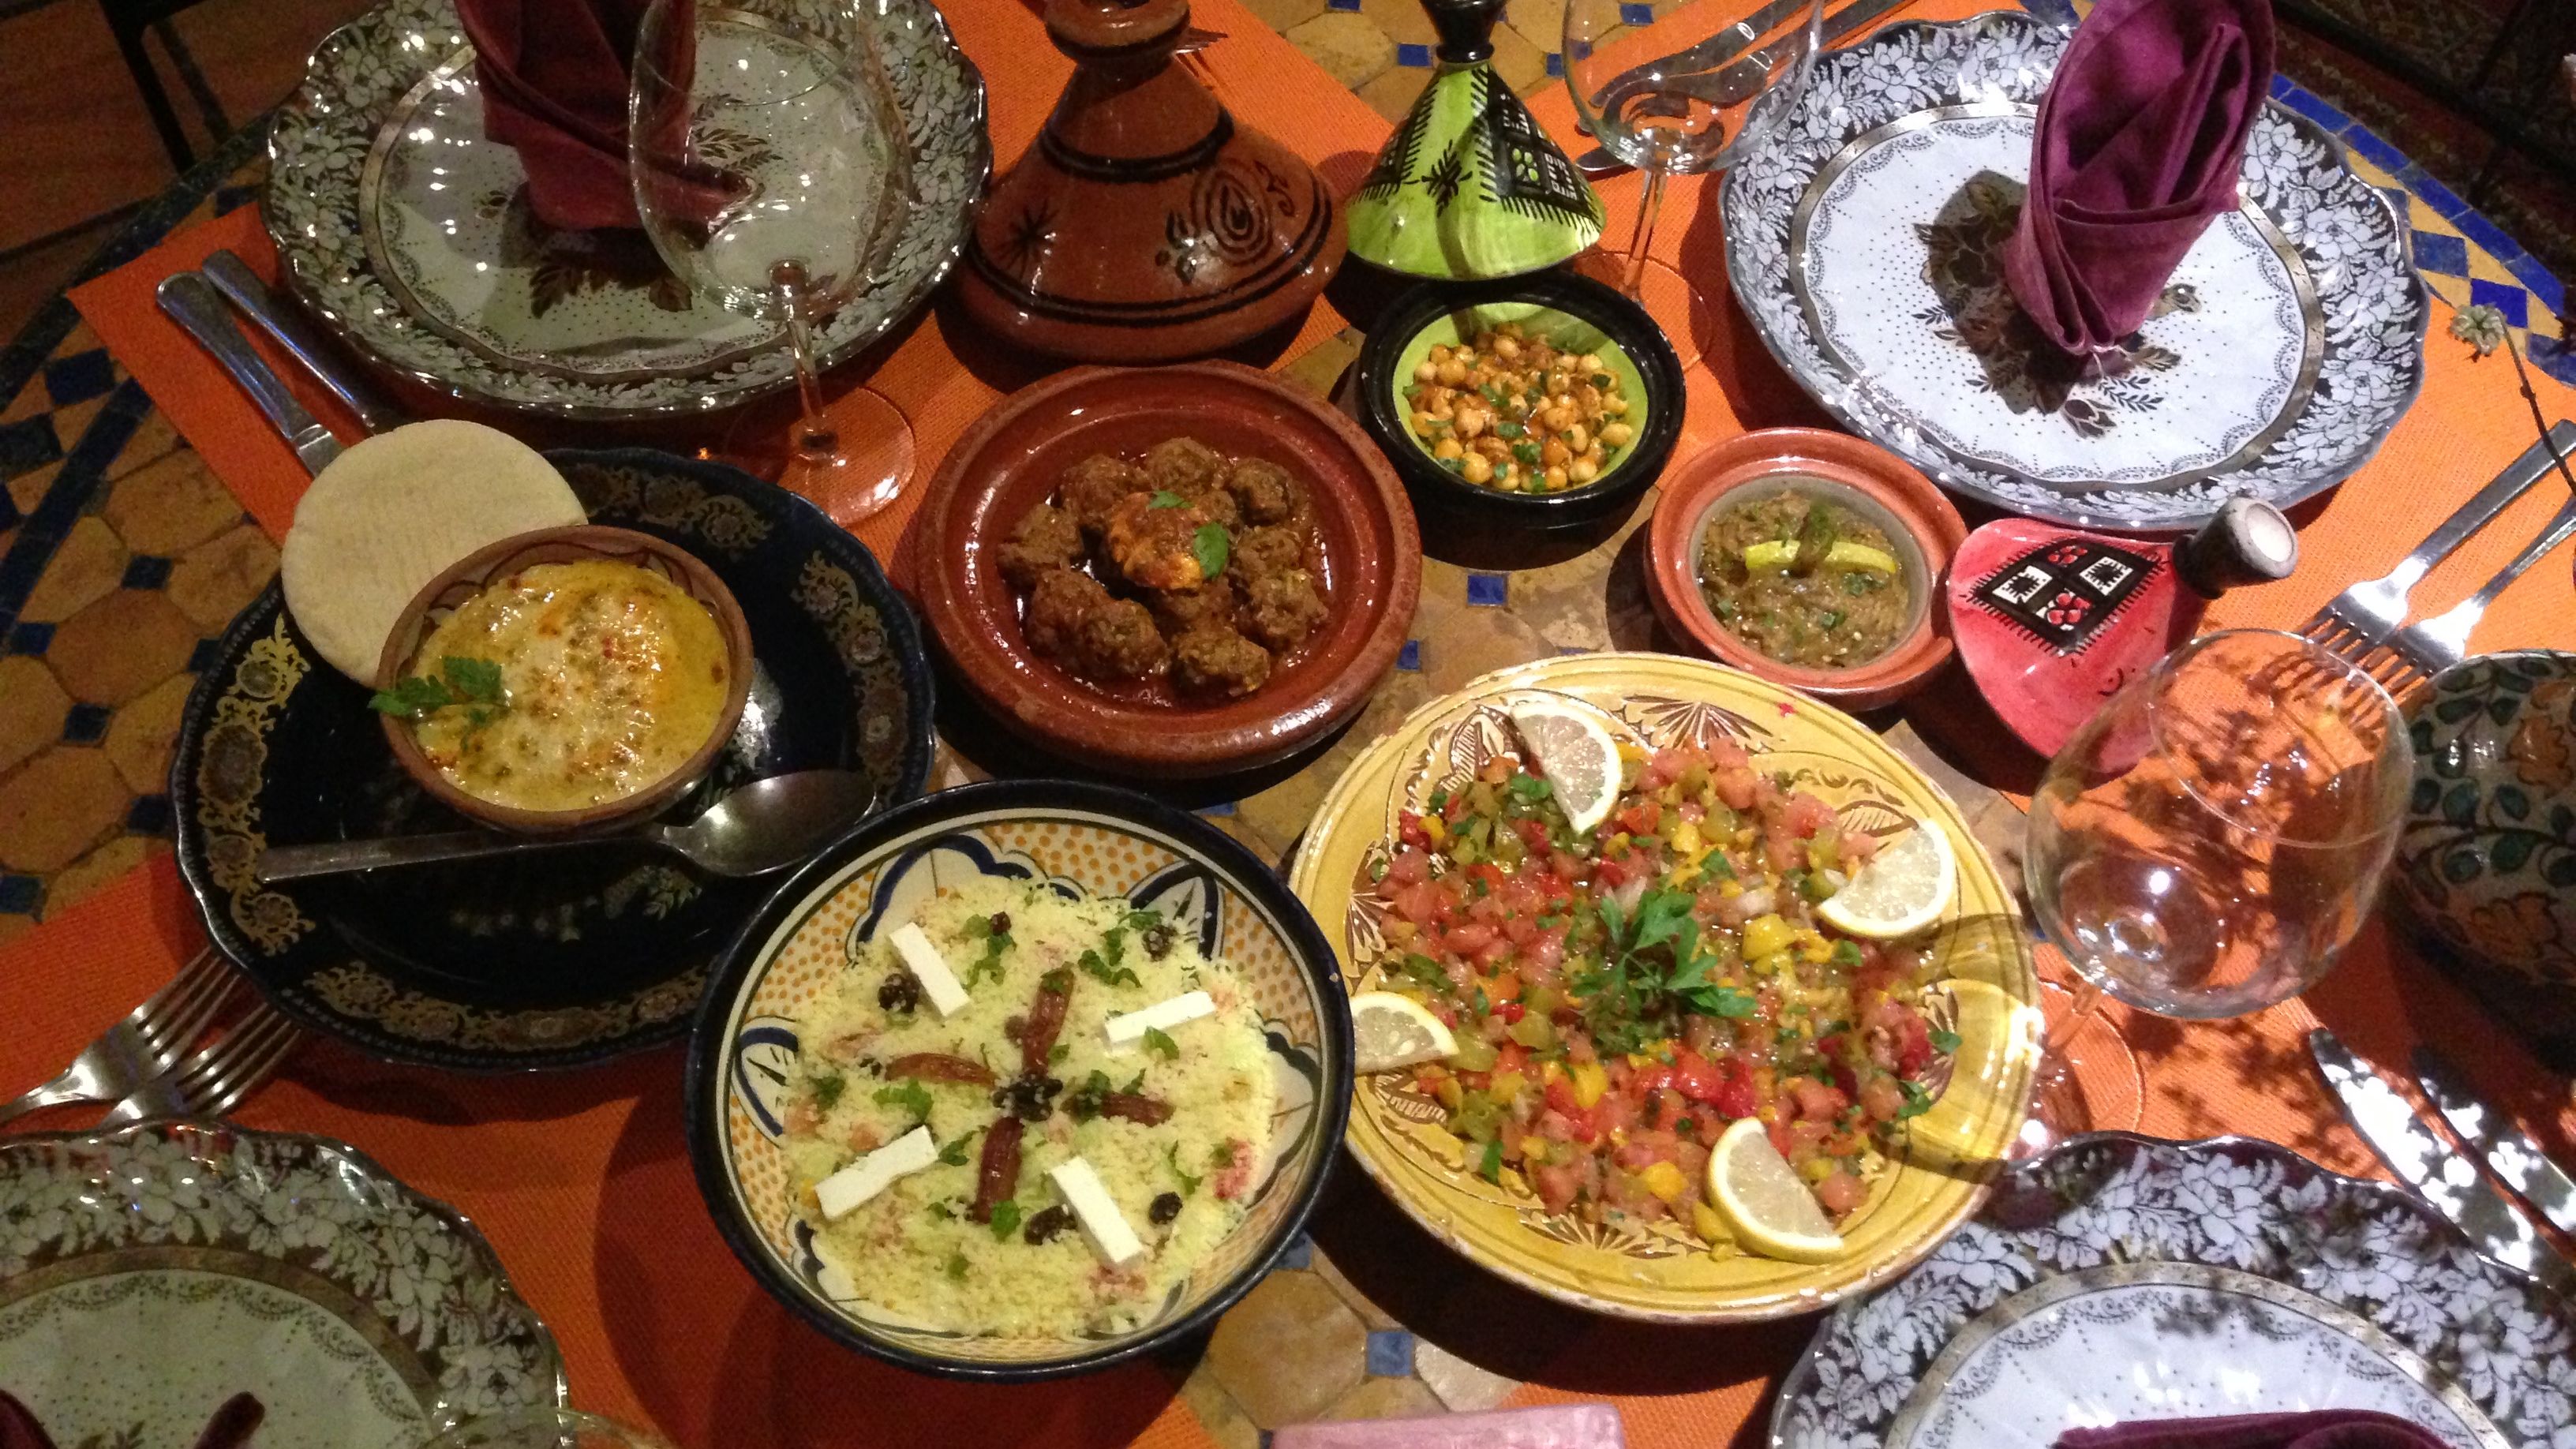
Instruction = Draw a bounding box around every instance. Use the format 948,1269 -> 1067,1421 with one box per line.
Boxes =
264,0 -> 987,420
1720,12 -> 2427,533
169,449 -> 935,1071
687,779 -> 1352,1378
1284,653 -> 2045,1321
1770,1133 -> 2576,1448
0,1121 -> 563,1448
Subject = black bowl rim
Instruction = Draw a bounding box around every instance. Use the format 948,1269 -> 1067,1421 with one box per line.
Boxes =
681,777 -> 1357,1381
1354,271 -> 1687,526
165,444 -> 938,1073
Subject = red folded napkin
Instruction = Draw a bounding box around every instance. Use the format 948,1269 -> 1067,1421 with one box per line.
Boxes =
456,0 -> 673,231
0,1393 -> 58,1449
2002,0 -> 2275,373
2057,1411 -> 2452,1449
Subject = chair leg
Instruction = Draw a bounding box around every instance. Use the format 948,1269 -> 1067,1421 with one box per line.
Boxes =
101,7 -> 196,170
150,15 -> 231,145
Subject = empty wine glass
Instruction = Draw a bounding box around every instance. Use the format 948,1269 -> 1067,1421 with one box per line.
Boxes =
630,0 -> 917,522
1563,0 -> 1822,359
2019,629 -> 2413,1148
421,1409 -> 676,1449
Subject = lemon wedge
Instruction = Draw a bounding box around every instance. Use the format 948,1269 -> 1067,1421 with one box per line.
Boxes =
1818,823 -> 1956,939
1507,700 -> 1622,835
1706,1118 -> 1846,1263
1352,991 -> 1457,1073
1741,539 -> 1901,575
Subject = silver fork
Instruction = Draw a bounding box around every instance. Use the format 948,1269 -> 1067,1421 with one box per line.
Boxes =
2296,421 -> 2573,681
0,947 -> 234,1129
99,1008 -> 303,1126
2383,491 -> 2576,685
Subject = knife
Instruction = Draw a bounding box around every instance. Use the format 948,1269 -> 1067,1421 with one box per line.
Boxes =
1576,0 -> 1911,176
155,273 -> 343,476
200,249 -> 410,434
1589,0 -> 1810,118
2413,1045 -> 2576,1236
2309,1029 -> 2575,1297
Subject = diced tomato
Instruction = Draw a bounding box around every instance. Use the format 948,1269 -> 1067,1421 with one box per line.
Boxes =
1616,800 -> 1662,837
1859,1077 -> 1908,1122
1516,818 -> 1553,856
1715,766 -> 1758,811
1709,737 -> 1750,769
1784,791 -> 1837,839
1497,1001 -> 1526,1024
1398,813 -> 1432,851
1842,829 -> 1882,864
1533,1163 -> 1584,1211
1814,1170 -> 1864,1216
1446,922 -> 1496,953
1594,857 -> 1630,889
1788,1077 -> 1849,1123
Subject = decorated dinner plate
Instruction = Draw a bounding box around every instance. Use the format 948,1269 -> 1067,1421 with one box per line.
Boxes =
1284,653 -> 2044,1321
0,1121 -> 562,1447
170,448 -> 934,1071
1771,1133 -> 2576,1448
1720,12 -> 2428,532
686,780 -> 1353,1379
264,0 -> 988,420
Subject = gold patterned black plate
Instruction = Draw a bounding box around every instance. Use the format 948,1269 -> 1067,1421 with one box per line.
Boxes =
169,449 -> 936,1071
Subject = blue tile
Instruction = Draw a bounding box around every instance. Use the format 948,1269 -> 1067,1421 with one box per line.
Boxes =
0,488 -> 17,532
2338,124 -> 2408,176
1396,42 -> 1432,66
2469,278 -> 2530,328
1546,51 -> 1563,77
2399,165 -> 2469,222
6,621 -> 52,656
1397,638 -> 1422,672
0,416 -> 62,480
41,350 -> 115,408
1365,1329 -> 1416,1376
1258,1434 -> 1275,1449
1275,1234 -> 1312,1270
61,702 -> 110,743
2530,333 -> 2576,388
1326,0 -> 1359,10
2413,230 -> 2470,279
122,554 -> 172,590
2379,186 -> 2411,219
1466,573 -> 1509,606
188,638 -> 223,673
126,795 -> 173,836
1196,800 -> 1237,817
0,875 -> 40,915
2453,208 -> 2528,268
2267,73 -> 2293,99
2275,85 -> 2348,133
1619,2 -> 1653,21
2022,0 -> 2076,27
2506,255 -> 2567,319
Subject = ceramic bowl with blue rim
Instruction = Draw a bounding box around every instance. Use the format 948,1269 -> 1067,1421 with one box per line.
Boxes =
684,780 -> 1353,1379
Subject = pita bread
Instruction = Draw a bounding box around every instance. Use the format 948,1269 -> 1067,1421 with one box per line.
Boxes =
280,420 -> 587,682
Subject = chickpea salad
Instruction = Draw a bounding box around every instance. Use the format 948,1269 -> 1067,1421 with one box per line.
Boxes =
1402,322 -> 1638,495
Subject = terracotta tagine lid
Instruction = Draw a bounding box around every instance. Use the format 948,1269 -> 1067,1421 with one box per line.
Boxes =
956,0 -> 1348,362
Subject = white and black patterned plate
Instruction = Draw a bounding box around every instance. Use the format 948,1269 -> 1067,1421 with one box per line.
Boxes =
264,0 -> 988,421
1721,12 -> 2428,532
1770,1133 -> 2575,1449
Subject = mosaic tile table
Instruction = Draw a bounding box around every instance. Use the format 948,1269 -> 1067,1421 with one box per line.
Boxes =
2,0 -> 2574,1444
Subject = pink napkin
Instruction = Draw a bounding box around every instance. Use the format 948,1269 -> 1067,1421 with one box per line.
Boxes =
2002,0 -> 2276,371
455,0 -> 673,230
1272,1405 -> 1625,1448
0,1393 -> 58,1449
2057,1412 -> 2452,1449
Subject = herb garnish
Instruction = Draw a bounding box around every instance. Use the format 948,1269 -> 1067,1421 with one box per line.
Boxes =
987,1199 -> 1022,1240
1149,490 -> 1185,508
811,1073 -> 846,1111
1142,1025 -> 1180,1061
959,913 -> 1013,987
1928,1027 -> 1962,1055
944,1251 -> 969,1280
937,1132 -> 975,1166
1190,523 -> 1230,579
1166,1144 -> 1203,1196
872,1080 -> 932,1125
369,655 -> 508,736
1077,948 -> 1140,989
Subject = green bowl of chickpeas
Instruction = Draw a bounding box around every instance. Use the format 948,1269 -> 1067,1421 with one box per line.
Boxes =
1357,273 -> 1683,531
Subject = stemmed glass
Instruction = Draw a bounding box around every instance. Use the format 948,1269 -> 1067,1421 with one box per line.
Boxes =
2018,629 -> 2414,1150
629,0 -> 917,523
1563,0 -> 1822,361
421,1409 -> 676,1449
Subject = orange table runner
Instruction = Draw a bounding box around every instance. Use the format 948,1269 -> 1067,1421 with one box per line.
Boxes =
24,0 -> 2576,1443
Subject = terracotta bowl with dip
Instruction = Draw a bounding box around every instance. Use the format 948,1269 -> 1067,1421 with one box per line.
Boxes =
376,524 -> 755,834
1646,429 -> 1965,711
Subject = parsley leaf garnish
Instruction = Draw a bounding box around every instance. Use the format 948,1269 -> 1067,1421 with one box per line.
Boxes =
944,1251 -> 969,1280
936,1132 -> 975,1166
1167,1144 -> 1203,1196
872,1080 -> 932,1125
1078,949 -> 1140,989
811,1073 -> 845,1111
1143,1025 -> 1180,1061
1149,490 -> 1185,508
1896,1080 -> 1935,1119
368,655 -> 509,732
1928,1027 -> 1962,1055
1190,522 -> 1230,579
1478,1140 -> 1503,1181
988,1200 -> 1021,1240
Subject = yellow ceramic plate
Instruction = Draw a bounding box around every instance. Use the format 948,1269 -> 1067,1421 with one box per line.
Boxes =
1286,653 -> 2043,1321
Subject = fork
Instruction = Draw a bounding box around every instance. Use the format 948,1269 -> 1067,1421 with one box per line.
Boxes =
2296,421 -> 2573,683
0,947 -> 234,1129
99,1008 -> 303,1126
2382,491 -> 2576,687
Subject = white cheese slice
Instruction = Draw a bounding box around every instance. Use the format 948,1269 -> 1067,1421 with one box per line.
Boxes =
1102,990 -> 1215,1049
814,1125 -> 939,1221
1048,1156 -> 1146,1267
889,923 -> 972,1018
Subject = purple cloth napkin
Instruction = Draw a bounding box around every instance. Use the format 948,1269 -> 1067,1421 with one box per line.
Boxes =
1272,1405 -> 1626,1449
0,1393 -> 58,1449
2001,0 -> 2276,369
455,0 -> 672,231
2056,1411 -> 2452,1449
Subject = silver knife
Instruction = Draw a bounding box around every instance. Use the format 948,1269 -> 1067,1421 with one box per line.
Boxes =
2414,1045 -> 2576,1236
155,273 -> 343,475
1590,0 -> 1810,117
200,249 -> 410,434
1577,0 -> 1909,175
2310,1029 -> 2575,1297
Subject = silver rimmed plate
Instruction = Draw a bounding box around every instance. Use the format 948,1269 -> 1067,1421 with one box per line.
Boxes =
0,1121 -> 563,1447
1770,1133 -> 2575,1449
265,0 -> 988,420
1723,13 -> 2427,531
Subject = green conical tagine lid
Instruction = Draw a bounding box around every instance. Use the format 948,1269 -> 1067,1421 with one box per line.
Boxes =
1346,0 -> 1606,279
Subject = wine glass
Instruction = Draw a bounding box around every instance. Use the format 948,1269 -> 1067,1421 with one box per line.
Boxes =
629,0 -> 917,523
420,1409 -> 677,1449
2018,629 -> 2413,1149
1563,0 -> 1822,362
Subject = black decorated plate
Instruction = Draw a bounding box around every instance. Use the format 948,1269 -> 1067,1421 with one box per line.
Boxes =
170,448 -> 936,1071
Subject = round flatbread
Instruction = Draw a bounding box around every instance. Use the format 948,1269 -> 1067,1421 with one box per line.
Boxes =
280,421 -> 586,683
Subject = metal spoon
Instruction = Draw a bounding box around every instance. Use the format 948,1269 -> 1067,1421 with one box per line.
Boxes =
254,770 -> 878,883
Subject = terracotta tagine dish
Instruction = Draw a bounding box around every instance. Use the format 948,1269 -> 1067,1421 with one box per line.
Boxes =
955,0 -> 1348,362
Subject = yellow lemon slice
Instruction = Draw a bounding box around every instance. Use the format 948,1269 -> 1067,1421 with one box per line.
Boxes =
1352,991 -> 1457,1073
1740,539 -> 1901,575
1507,700 -> 1622,834
1818,823 -> 1956,939
1706,1117 -> 1846,1263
